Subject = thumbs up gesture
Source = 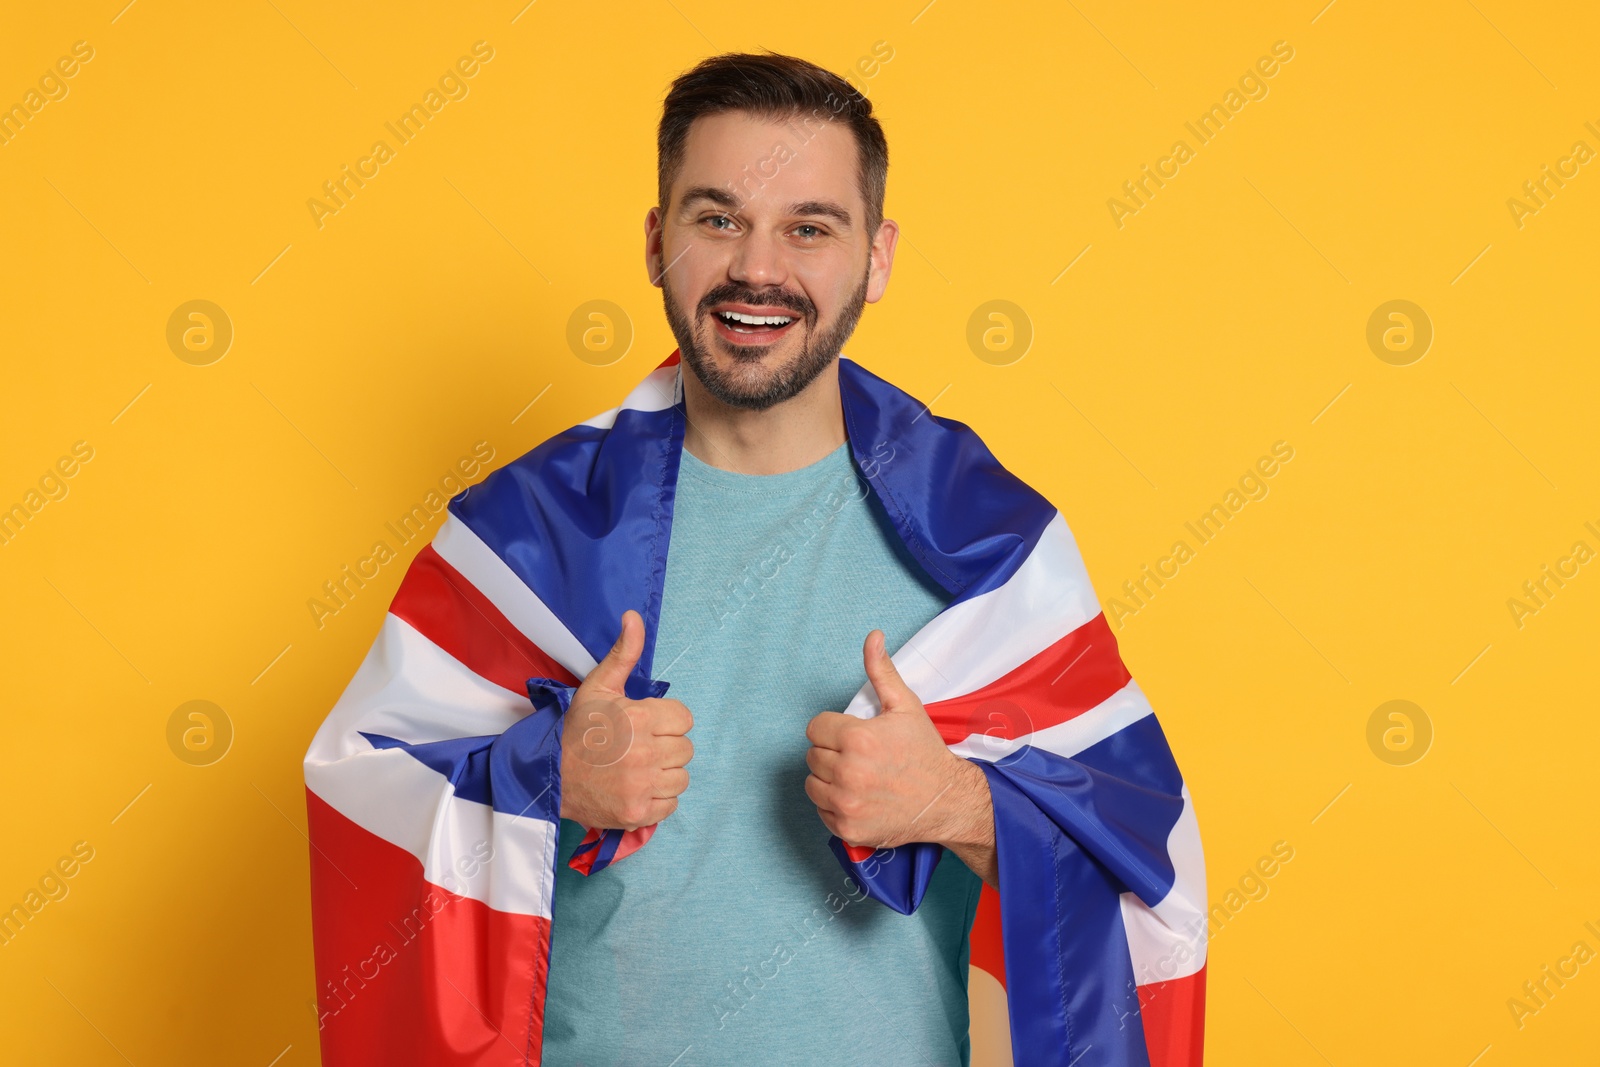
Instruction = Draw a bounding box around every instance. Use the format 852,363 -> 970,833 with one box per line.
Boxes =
559,610 -> 694,831
804,629 -> 990,854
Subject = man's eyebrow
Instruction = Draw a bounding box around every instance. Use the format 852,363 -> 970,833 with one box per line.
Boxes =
787,200 -> 853,228
677,186 -> 742,215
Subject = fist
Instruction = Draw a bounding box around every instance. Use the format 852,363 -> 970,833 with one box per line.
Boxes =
804,629 -> 969,850
559,610 -> 694,831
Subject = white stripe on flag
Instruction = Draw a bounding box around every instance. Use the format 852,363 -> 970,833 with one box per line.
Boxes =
581,362 -> 680,428
1121,784 -> 1208,984
306,613 -> 526,763
842,512 -> 1102,717
948,677 -> 1154,763
432,515 -> 597,680
620,362 -> 682,412
307,752 -> 558,920
580,405 -> 621,430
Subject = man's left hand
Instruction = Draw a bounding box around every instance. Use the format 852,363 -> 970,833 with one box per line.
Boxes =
804,630 -> 997,885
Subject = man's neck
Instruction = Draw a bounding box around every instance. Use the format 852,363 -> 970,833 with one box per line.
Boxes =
680,359 -> 848,475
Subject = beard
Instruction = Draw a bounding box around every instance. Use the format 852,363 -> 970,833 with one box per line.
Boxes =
661,262 -> 871,412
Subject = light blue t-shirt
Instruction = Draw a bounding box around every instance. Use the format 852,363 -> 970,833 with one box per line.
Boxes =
541,440 -> 983,1067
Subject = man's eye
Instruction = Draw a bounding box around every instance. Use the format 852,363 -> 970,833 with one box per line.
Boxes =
705,215 -> 735,230
794,224 -> 823,239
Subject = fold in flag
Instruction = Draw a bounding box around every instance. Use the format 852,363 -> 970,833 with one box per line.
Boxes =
304,350 -> 1207,1066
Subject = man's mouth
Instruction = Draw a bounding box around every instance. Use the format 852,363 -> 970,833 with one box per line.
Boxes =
708,305 -> 801,345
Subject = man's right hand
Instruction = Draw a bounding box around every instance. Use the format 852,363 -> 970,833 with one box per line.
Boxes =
558,609 -> 694,831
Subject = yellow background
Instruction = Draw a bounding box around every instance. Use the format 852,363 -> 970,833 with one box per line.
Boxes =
2,0 -> 1596,1063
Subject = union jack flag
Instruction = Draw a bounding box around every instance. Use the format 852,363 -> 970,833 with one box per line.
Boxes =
304,350 -> 1207,1065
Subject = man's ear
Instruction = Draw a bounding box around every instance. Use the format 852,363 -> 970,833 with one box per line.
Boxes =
644,205 -> 666,289
865,218 -> 898,304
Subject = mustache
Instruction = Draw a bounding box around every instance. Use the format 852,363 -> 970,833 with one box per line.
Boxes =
697,284 -> 813,321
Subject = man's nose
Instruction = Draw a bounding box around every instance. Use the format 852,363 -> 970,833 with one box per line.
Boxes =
727,225 -> 789,289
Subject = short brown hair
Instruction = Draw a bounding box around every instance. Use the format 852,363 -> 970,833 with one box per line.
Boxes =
657,51 -> 889,239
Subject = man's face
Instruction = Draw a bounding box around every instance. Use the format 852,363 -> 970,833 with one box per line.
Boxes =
647,110 -> 895,411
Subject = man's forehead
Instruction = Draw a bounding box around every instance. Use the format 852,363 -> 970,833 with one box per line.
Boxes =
674,110 -> 862,219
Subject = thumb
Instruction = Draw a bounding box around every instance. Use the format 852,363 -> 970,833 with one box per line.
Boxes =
582,609 -> 644,695
863,629 -> 917,714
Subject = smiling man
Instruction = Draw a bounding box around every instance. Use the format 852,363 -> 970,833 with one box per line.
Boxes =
305,50 -> 1206,1067
539,55 -> 996,1066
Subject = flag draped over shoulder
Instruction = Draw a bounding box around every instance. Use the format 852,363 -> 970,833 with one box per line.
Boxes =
303,350 -> 1207,1066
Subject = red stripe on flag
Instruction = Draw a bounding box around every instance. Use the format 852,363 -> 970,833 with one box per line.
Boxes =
568,829 -> 605,875
307,789 -> 551,1066
924,613 -> 1131,745
567,824 -> 661,875
389,545 -> 580,696
610,824 -> 657,862
968,882 -> 1006,988
1138,964 -> 1206,1067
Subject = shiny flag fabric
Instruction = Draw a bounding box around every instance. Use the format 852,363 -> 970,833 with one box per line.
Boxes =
303,350 -> 1207,1066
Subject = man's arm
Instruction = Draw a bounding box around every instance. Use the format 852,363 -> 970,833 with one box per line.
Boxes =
925,757 -> 999,889
804,629 -> 999,890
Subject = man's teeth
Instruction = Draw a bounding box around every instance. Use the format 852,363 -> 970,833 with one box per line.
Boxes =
716,310 -> 794,327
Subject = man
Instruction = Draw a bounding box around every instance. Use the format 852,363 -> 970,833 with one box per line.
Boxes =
543,52 -> 997,1065
305,52 -> 1205,1067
